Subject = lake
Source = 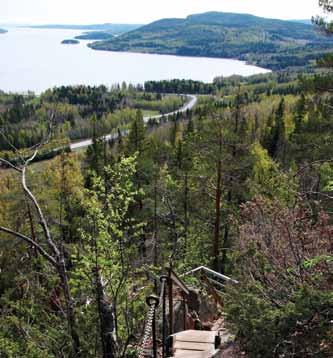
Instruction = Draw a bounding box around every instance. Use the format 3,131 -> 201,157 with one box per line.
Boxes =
0,27 -> 270,94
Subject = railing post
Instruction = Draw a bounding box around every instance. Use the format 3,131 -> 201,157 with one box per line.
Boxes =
168,268 -> 173,336
146,295 -> 159,358
160,275 -> 168,358
183,293 -> 187,331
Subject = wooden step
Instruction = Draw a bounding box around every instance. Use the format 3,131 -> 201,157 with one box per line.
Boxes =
174,341 -> 214,351
174,350 -> 211,358
173,330 -> 218,344
169,330 -> 221,358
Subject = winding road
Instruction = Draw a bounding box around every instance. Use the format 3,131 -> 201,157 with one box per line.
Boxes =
70,94 -> 197,150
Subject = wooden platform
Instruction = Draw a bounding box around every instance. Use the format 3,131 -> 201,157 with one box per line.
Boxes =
168,330 -> 221,358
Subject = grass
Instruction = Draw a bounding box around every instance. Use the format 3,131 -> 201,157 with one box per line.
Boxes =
142,110 -> 160,117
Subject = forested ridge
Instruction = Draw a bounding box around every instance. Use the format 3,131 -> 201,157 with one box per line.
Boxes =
0,2 -> 333,358
89,11 -> 333,70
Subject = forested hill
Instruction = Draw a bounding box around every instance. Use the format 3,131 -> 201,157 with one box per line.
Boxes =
89,11 -> 333,70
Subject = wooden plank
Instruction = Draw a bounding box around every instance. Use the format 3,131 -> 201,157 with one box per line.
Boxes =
174,341 -> 213,351
174,350 -> 211,358
172,330 -> 218,344
169,330 -> 221,358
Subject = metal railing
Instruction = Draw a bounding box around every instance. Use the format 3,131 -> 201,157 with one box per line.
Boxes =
139,266 -> 237,357
139,268 -> 190,358
182,265 -> 239,285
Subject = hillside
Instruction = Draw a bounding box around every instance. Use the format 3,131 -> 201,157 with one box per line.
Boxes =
89,12 -> 333,70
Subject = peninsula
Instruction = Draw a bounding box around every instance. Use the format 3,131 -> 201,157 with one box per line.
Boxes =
88,11 -> 333,70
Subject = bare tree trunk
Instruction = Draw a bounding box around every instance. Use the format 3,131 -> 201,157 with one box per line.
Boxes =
26,203 -> 38,258
184,172 -> 189,253
0,139 -> 82,356
58,252 -> 81,357
153,173 -> 158,267
94,269 -> 116,358
213,130 -> 224,273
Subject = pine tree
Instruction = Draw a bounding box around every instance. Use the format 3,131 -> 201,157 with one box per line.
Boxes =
126,110 -> 146,154
170,117 -> 180,147
86,115 -> 104,176
294,93 -> 306,133
266,98 -> 286,159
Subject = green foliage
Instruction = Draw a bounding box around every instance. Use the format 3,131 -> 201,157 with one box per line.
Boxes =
2,64 -> 333,358
248,142 -> 296,202
320,162 -> 333,191
145,79 -> 216,94
72,155 -> 147,354
226,286 -> 333,357
0,86 -> 184,153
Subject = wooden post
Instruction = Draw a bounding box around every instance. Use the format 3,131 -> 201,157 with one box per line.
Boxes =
183,293 -> 187,331
168,269 -> 173,335
160,275 -> 168,358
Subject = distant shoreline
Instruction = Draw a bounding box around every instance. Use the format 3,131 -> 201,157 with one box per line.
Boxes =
27,23 -> 142,33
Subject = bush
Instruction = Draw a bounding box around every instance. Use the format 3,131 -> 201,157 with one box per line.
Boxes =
225,197 -> 333,357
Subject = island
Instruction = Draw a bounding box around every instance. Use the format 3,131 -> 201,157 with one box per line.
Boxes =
0,28 -> 7,34
61,39 -> 80,45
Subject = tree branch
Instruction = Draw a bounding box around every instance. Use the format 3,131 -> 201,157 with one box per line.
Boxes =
0,157 -> 22,172
0,225 -> 57,266
21,166 -> 60,258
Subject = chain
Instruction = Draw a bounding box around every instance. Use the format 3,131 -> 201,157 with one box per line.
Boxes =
139,301 -> 157,358
139,278 -> 167,358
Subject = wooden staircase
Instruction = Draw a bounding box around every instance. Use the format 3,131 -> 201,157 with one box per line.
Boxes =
167,330 -> 221,358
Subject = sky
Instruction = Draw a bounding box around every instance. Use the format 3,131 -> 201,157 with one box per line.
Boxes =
0,0 -> 325,25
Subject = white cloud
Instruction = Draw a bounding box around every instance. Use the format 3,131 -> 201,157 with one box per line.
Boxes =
0,0 -> 323,25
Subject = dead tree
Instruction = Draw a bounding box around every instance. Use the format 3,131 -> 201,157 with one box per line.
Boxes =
0,128 -> 81,356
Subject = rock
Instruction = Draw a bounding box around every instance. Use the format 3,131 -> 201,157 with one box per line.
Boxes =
174,300 -> 188,333
187,288 -> 201,312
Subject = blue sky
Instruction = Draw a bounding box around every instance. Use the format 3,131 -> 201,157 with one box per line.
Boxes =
1,0 -> 323,25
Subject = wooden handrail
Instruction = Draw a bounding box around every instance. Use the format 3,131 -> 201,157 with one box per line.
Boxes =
169,268 -> 190,295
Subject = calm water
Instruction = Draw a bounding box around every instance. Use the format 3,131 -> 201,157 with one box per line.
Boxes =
0,27 -> 270,94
